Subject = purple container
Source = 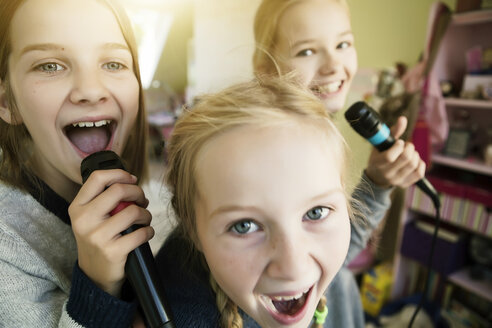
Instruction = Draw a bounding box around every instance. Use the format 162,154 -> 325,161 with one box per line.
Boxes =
400,221 -> 467,276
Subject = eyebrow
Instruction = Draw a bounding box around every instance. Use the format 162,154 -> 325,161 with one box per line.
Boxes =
20,42 -> 130,56
291,30 -> 353,49
210,205 -> 259,218
209,189 -> 346,217
307,189 -> 346,204
101,42 -> 131,52
20,43 -> 64,56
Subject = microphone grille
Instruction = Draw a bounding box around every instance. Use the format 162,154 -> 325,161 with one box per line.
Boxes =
344,101 -> 381,138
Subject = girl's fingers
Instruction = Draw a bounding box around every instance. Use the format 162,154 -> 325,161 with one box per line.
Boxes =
386,142 -> 417,173
395,148 -> 420,176
398,159 -> 426,188
111,225 -> 155,256
379,139 -> 405,164
367,139 -> 425,187
70,182 -> 148,232
390,116 -> 408,140
98,183 -> 149,212
74,169 -> 137,206
94,205 -> 153,240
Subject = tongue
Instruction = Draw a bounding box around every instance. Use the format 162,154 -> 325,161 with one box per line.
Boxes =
272,298 -> 304,316
67,127 -> 110,154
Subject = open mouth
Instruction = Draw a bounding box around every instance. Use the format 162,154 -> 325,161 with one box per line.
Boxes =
64,119 -> 115,156
261,286 -> 312,325
311,80 -> 344,97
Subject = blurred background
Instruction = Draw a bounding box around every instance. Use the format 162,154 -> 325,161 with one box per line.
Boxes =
120,0 -> 456,184
119,0 -> 455,98
132,1 -> 492,326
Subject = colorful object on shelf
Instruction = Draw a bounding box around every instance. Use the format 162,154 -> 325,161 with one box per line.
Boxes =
360,262 -> 393,317
407,181 -> 492,237
465,46 -> 483,74
461,75 -> 492,100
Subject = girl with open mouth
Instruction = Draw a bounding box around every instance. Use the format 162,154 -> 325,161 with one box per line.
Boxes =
155,76 -> 355,327
0,0 -> 152,325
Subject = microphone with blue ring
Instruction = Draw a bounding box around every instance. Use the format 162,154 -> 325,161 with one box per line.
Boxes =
345,101 -> 440,209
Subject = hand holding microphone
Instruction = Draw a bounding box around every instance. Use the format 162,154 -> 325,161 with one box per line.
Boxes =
74,150 -> 174,328
345,101 -> 440,209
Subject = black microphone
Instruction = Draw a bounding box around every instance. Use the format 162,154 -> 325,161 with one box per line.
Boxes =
345,101 -> 440,209
81,150 -> 174,328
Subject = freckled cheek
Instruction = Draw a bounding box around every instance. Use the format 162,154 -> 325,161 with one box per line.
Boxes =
320,217 -> 351,272
206,248 -> 256,295
17,90 -> 59,125
118,79 -> 140,124
207,244 -> 257,274
206,246 -> 245,272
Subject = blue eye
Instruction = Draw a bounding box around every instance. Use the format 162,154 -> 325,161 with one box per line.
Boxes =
337,41 -> 351,50
296,49 -> 315,57
230,220 -> 260,235
103,62 -> 126,71
36,62 -> 64,73
304,206 -> 331,221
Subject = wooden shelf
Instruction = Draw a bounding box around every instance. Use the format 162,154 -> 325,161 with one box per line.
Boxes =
432,153 -> 492,176
452,9 -> 492,25
448,267 -> 492,303
444,98 -> 492,109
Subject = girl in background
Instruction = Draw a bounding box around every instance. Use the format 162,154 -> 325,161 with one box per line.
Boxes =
156,76 -> 356,327
0,0 -> 153,326
253,0 -> 426,326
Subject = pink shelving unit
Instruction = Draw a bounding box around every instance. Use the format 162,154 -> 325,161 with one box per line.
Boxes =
391,9 -> 492,308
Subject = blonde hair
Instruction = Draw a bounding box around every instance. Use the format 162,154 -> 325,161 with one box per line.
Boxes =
166,75 -> 354,327
0,0 -> 148,192
253,0 -> 349,75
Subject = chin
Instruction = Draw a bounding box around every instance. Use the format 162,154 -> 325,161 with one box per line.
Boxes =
323,101 -> 344,114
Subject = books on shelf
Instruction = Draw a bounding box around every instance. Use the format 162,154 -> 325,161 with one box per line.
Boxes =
407,184 -> 492,237
403,261 -> 450,305
441,299 -> 490,328
415,220 -> 460,243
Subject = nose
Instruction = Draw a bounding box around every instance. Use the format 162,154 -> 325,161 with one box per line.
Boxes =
266,231 -> 308,280
69,69 -> 109,105
318,51 -> 340,76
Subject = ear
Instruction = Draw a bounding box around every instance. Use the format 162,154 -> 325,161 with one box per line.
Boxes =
0,80 -> 22,124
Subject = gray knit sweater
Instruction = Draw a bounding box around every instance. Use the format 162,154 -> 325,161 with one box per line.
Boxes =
0,180 -> 136,327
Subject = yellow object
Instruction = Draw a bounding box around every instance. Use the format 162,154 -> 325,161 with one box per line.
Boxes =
360,262 -> 393,317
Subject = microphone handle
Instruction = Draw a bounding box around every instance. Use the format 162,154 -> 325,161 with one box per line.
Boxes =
81,151 -> 175,328
112,203 -> 175,328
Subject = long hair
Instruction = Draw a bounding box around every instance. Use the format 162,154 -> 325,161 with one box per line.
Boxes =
165,75 -> 354,327
0,0 -> 148,192
252,0 -> 349,75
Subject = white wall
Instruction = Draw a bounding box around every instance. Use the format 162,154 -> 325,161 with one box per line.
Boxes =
192,0 -> 260,95
192,0 -> 457,95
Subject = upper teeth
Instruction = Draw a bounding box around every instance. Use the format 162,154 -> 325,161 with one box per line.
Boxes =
271,292 -> 304,302
319,81 -> 342,93
269,287 -> 310,302
72,120 -> 111,128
